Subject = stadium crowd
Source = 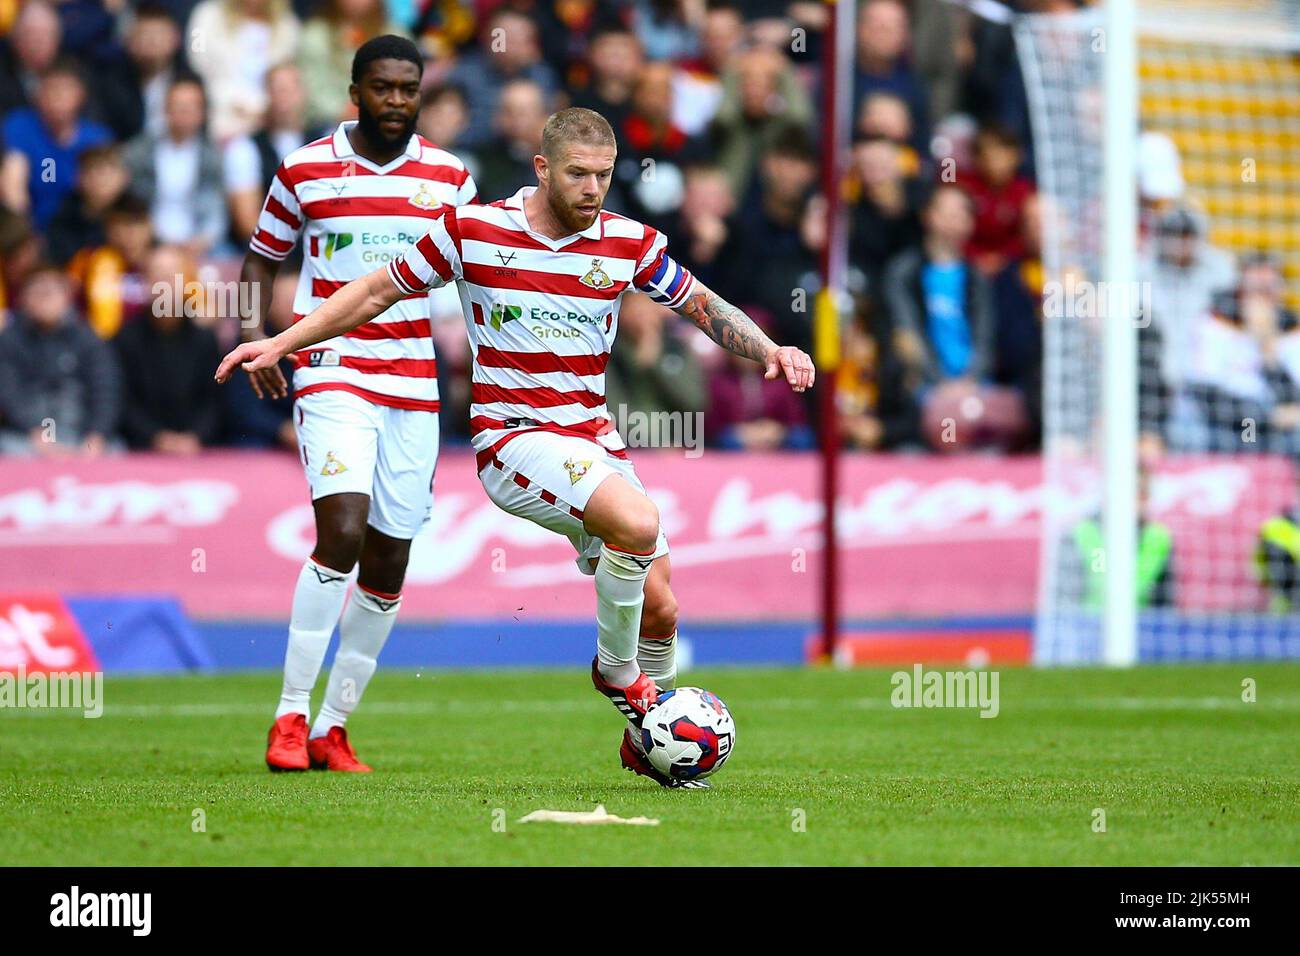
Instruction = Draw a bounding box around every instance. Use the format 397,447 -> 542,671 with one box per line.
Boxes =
0,0 -> 1277,460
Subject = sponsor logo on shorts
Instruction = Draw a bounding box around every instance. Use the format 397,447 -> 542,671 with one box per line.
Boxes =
564,458 -> 592,485
320,451 -> 348,476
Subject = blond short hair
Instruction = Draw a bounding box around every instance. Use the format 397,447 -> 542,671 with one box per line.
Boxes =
541,108 -> 617,162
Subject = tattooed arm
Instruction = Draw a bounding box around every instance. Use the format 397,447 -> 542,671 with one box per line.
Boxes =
676,281 -> 816,392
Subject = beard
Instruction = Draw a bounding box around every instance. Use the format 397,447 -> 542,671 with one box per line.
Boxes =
548,190 -> 602,234
356,106 -> 416,150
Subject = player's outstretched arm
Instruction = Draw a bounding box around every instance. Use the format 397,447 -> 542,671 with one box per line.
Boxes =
215,267 -> 406,384
676,281 -> 816,393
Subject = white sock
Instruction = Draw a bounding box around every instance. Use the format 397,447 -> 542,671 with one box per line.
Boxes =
595,544 -> 651,688
311,586 -> 401,737
276,557 -> 350,719
638,630 -> 677,690
627,631 -> 677,743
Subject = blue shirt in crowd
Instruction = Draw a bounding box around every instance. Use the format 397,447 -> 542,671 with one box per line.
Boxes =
1,107 -> 111,230
922,261 -> 972,378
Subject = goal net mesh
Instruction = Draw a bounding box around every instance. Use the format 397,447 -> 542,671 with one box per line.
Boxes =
1015,0 -> 1300,661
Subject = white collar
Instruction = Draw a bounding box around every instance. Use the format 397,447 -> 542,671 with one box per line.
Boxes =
502,186 -> 604,246
331,120 -> 421,173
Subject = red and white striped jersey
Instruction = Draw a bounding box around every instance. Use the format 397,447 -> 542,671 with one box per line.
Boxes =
386,186 -> 696,463
250,121 -> 476,411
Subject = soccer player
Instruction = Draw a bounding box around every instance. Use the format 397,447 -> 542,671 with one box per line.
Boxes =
218,108 -> 813,787
236,36 -> 476,773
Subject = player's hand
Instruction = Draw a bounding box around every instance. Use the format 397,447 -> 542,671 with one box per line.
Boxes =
764,345 -> 815,393
216,339 -> 285,387
246,361 -> 289,401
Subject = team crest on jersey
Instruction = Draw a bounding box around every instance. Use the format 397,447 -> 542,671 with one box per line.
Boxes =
409,182 -> 440,209
579,258 -> 613,291
563,459 -> 592,485
490,302 -> 523,330
320,452 -> 348,476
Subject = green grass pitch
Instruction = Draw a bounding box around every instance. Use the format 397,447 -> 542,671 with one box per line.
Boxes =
2,663 -> 1297,866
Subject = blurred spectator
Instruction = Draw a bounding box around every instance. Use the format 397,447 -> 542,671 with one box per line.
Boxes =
990,191 -> 1045,446
67,195 -> 156,339
835,298 -> 888,451
725,135 -> 820,352
856,92 -> 924,176
1137,129 -> 1185,245
1137,203 -> 1237,452
672,1 -> 741,136
222,269 -> 297,447
1183,258 -> 1300,454
46,144 -> 130,266
114,245 -> 222,454
411,0 -> 477,61
853,0 -> 928,152
0,262 -> 120,456
909,0 -> 964,127
707,343 -> 815,451
570,24 -> 643,137
299,0 -> 407,130
52,0 -> 126,67
615,61 -> 707,230
630,0 -> 705,62
880,184 -> 1029,452
473,78 -> 548,202
186,0 -> 302,142
1066,466 -> 1174,610
447,7 -> 558,150
668,162 -> 737,291
604,294 -> 707,433
225,63 -> 328,243
122,75 -> 227,258
96,2 -> 187,142
958,121 -> 1034,276
1,58 -> 112,230
710,44 -> 813,201
417,82 -> 471,155
848,134 -> 924,290
0,0 -> 61,116
0,209 -> 41,326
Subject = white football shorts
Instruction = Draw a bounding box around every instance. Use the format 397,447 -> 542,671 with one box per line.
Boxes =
477,430 -> 670,574
294,389 -> 439,539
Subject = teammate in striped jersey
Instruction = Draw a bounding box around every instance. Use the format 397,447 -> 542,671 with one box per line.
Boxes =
235,36 -> 476,773
219,108 -> 814,787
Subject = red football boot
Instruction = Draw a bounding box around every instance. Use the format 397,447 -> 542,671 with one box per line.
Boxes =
590,657 -> 660,727
620,728 -> 710,789
266,713 -> 309,772
307,726 -> 372,773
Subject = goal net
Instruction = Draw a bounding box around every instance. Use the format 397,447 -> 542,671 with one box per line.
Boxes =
1016,0 -> 1300,662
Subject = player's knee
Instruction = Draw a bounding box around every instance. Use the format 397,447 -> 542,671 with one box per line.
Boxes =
641,590 -> 678,638
611,500 -> 660,554
316,517 -> 367,571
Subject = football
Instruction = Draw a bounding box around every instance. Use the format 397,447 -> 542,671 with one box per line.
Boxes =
640,687 -> 736,782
